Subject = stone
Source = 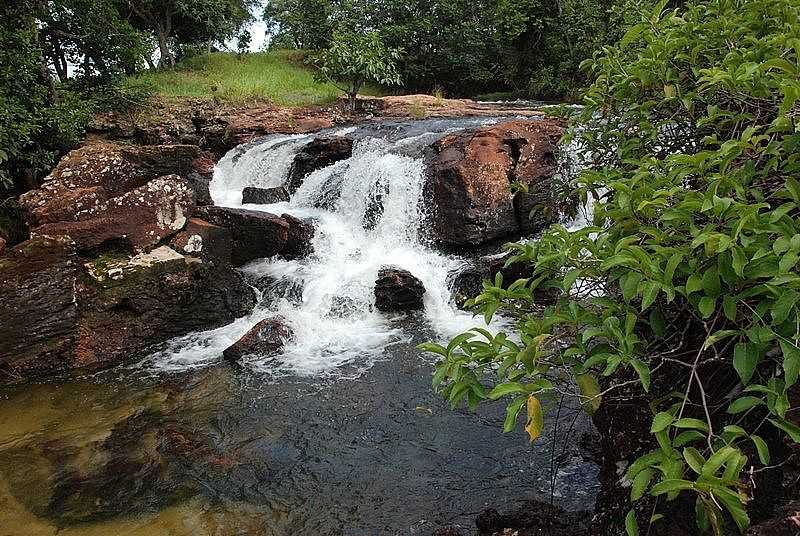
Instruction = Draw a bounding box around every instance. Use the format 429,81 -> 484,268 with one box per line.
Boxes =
31,175 -> 195,253
428,119 -> 565,247
287,136 -> 354,192
223,317 -> 293,361
374,267 -> 426,312
0,237 -> 5,256
185,172 -> 213,206
19,142 -> 200,227
170,218 -> 233,267
242,186 -> 290,205
281,213 -> 315,258
193,206 -> 290,266
0,238 -> 256,383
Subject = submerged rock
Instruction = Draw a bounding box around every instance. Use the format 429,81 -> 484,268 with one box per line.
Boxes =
194,206 -> 290,266
287,136 -> 353,192
374,267 -> 426,312
242,186 -> 290,205
427,119 -> 565,247
223,317 -> 293,361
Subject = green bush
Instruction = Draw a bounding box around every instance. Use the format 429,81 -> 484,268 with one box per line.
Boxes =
424,0 -> 800,533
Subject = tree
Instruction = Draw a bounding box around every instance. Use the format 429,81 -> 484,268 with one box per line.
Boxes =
424,0 -> 800,533
264,0 -> 333,50
313,30 -> 401,111
118,0 -> 256,67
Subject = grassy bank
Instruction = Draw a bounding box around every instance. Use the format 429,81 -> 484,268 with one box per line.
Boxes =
129,51 -> 383,107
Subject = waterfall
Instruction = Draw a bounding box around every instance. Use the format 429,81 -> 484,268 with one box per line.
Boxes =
148,118 -> 511,378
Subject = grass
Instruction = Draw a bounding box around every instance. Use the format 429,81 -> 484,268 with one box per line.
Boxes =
128,51 -> 383,107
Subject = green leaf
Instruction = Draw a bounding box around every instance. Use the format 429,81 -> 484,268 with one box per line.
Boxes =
650,479 -> 695,495
576,373 -> 602,414
733,342 -> 761,385
769,417 -> 800,443
772,290 -> 799,325
641,281 -> 661,310
781,340 -> 800,387
631,359 -> 651,392
683,447 -> 705,474
698,296 -> 716,319
673,418 -> 709,433
702,446 -> 737,477
651,411 -> 674,433
631,468 -> 654,501
751,435 -> 770,465
727,396 -> 764,414
713,487 -> 749,533
488,382 -> 528,400
625,510 -> 639,536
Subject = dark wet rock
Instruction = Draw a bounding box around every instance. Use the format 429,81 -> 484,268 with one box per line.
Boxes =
0,236 -> 81,379
0,198 -> 30,247
170,218 -> 233,266
19,142 -> 200,227
450,252 -> 554,308
242,186 -> 290,205
363,184 -> 387,230
375,267 -> 426,312
0,240 -> 255,382
287,136 -> 353,192
31,175 -> 195,253
748,500 -> 800,535
281,213 -> 315,258
223,317 -> 293,361
185,171 -> 213,206
476,501 -> 590,536
194,206 -> 289,266
428,119 -> 565,247
328,296 -> 358,318
0,237 -> 5,256
432,527 -> 464,536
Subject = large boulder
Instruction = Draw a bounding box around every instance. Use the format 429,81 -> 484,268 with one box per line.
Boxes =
281,213 -> 315,258
374,267 -> 426,312
0,239 -> 256,381
223,317 -> 293,361
242,186 -> 289,205
169,218 -> 233,266
19,142 -> 200,227
287,136 -> 353,192
427,119 -> 565,247
193,206 -> 289,266
31,175 -> 195,253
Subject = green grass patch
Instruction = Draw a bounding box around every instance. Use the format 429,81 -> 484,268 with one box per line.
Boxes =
128,51 -> 383,107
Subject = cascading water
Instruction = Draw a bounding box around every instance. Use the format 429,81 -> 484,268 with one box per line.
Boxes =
148,118 -> 514,377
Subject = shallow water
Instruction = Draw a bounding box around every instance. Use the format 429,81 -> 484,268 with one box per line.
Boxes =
0,117 -> 599,535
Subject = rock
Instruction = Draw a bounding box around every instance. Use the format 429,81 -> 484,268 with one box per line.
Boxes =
169,218 -> 233,266
281,213 -> 315,258
0,238 -> 256,382
223,317 -> 293,361
432,528 -> 463,536
374,267 -> 426,312
31,175 -> 195,253
475,501 -> 590,536
185,172 -> 213,206
242,186 -> 290,205
748,500 -> 800,535
287,136 -> 353,192
19,142 -> 200,227
428,119 -> 565,247
194,206 -> 290,266
0,198 -> 30,247
0,237 -> 5,256
0,237 -> 81,378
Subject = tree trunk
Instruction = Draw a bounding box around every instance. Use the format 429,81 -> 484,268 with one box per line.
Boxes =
156,28 -> 173,68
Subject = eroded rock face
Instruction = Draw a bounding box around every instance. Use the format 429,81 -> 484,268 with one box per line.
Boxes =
374,267 -> 426,312
19,142 -> 200,227
287,136 -> 354,192
428,119 -> 565,247
0,239 -> 256,381
242,186 -> 289,205
31,175 -> 195,253
223,317 -> 294,361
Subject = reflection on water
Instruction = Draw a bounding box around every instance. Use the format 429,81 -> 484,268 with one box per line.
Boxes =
0,339 -> 598,536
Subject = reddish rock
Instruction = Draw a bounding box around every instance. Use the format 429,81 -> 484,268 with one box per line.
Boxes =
0,239 -> 256,381
223,317 -> 293,361
428,119 -> 565,247
19,142 -> 199,227
31,175 -> 194,252
287,136 -> 354,192
193,206 -> 290,266
170,218 -> 233,266
281,213 -> 315,258
374,266 -> 426,312
0,237 -> 5,255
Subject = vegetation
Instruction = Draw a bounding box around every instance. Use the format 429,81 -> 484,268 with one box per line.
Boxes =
129,51 -> 374,105
312,30 -> 401,111
424,0 -> 800,533
264,0 -> 635,100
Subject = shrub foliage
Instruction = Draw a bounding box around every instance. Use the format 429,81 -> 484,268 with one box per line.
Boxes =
423,0 -> 800,533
